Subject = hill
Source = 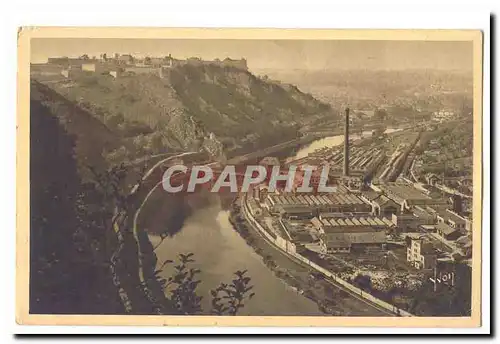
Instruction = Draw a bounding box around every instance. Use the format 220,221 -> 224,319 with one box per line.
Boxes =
33,64 -> 334,156
30,80 -> 119,173
29,89 -> 125,314
251,68 -> 473,117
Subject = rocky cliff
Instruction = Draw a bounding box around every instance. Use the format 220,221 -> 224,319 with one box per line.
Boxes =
35,63 -> 334,158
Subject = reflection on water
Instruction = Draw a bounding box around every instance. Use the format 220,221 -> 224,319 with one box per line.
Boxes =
150,202 -> 322,315
293,128 -> 402,160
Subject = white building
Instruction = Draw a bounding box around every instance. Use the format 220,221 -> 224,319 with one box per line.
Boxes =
407,237 -> 437,270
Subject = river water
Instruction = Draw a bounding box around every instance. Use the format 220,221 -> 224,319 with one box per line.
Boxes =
150,127 -> 401,315
293,128 -> 402,160
150,202 -> 323,315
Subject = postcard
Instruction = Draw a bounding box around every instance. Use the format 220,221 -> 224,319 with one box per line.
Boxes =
16,27 -> 483,327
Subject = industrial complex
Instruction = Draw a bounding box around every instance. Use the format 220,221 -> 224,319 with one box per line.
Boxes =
242,106 -> 473,284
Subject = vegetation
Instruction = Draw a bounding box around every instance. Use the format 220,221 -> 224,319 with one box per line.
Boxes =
42,63 -> 333,156
211,270 -> 255,315
29,81 -> 255,315
30,97 -> 123,314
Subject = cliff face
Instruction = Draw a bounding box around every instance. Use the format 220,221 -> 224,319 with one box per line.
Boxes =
38,63 -> 333,156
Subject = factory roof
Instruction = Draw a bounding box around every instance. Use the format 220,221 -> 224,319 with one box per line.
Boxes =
413,207 -> 435,219
361,191 -> 382,202
277,206 -> 315,214
327,238 -> 352,248
456,236 -> 472,248
420,242 -> 436,255
322,225 -> 386,234
382,217 -> 394,227
436,222 -> 458,235
312,216 -> 392,230
268,193 -> 367,207
311,217 -> 323,229
373,195 -> 399,208
380,182 -> 432,202
437,209 -> 467,224
290,231 -> 315,244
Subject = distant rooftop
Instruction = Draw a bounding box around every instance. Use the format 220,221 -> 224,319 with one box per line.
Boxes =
436,222 -> 458,235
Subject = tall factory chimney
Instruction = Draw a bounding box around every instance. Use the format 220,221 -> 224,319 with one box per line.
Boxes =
343,107 -> 350,176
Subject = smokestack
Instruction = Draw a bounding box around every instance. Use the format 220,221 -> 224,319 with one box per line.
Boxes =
343,107 -> 350,176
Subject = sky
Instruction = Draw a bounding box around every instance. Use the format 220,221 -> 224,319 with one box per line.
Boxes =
30,38 -> 473,72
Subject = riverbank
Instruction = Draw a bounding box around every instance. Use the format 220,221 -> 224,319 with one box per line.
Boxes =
150,201 -> 323,316
228,199 -> 390,316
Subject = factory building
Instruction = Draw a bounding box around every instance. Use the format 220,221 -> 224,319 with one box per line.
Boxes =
264,193 -> 372,216
378,182 -> 448,211
311,216 -> 390,253
291,165 -> 328,193
360,191 -> 400,217
411,206 -> 437,225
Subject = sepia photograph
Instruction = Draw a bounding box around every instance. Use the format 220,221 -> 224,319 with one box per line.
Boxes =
16,27 -> 483,327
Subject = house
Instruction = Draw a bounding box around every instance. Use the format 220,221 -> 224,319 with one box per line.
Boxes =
109,70 -> 119,78
118,54 -> 134,65
406,237 -> 437,270
436,222 -> 461,241
81,63 -> 96,72
436,209 -> 467,231
147,57 -> 165,67
465,218 -> 473,232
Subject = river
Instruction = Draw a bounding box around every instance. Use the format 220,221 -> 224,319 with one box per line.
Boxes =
293,128 -> 402,160
149,127 -> 402,315
150,200 -> 323,315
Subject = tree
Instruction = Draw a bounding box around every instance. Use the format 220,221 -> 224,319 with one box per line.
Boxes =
150,254 -> 255,315
156,253 -> 203,315
210,270 -> 255,315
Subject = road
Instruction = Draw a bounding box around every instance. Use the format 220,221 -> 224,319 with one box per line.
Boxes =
240,194 -> 396,317
131,153 -> 216,286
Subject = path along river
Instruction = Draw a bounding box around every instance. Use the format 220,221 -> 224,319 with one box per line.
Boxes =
149,128 -> 401,315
